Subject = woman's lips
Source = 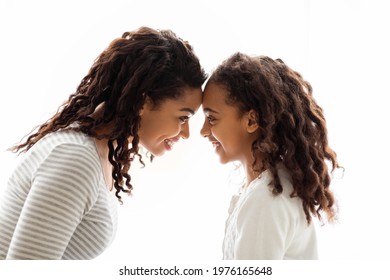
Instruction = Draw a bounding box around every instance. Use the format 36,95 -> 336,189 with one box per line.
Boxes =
164,137 -> 179,151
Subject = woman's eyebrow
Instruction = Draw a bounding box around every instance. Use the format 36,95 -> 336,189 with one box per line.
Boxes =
180,108 -> 195,115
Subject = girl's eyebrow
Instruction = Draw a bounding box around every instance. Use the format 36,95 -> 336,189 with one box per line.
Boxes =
203,108 -> 219,114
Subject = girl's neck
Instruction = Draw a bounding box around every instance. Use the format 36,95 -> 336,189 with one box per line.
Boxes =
243,160 -> 263,188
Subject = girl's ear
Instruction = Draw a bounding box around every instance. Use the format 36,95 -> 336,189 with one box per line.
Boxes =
246,110 -> 259,133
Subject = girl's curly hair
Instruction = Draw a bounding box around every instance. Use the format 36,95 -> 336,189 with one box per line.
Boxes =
208,52 -> 341,224
11,26 -> 207,203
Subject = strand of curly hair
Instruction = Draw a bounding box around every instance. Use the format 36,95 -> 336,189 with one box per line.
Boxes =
11,27 -> 207,203
209,53 -> 342,224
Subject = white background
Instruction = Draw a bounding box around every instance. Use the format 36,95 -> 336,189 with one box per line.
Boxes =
0,0 -> 389,262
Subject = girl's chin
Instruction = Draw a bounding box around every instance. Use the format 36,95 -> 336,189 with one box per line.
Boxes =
216,152 -> 231,165
218,158 -> 231,164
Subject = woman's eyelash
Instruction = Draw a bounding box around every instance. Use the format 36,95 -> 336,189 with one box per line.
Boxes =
179,116 -> 189,123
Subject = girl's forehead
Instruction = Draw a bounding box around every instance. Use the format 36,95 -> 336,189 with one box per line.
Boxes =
202,84 -> 242,116
203,83 -> 229,102
203,85 -> 238,112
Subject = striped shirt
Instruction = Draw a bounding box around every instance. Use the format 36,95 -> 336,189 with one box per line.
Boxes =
0,130 -> 118,259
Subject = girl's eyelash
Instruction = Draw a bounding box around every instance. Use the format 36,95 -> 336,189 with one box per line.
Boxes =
207,116 -> 216,124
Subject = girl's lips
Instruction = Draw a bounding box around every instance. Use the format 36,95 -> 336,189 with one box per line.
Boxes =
207,137 -> 221,150
211,141 -> 221,149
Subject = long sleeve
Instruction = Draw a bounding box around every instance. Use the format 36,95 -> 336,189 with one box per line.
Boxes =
234,186 -> 291,259
5,144 -> 101,259
223,169 -> 318,260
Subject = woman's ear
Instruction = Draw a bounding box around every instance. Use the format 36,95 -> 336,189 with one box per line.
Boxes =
139,96 -> 152,116
246,110 -> 259,133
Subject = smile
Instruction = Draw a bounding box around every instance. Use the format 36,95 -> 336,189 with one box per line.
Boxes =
164,138 -> 179,151
212,141 -> 221,149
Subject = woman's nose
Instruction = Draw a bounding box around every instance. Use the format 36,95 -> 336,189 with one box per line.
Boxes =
180,122 -> 190,139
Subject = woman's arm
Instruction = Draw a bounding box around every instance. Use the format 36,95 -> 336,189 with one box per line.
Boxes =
6,144 -> 100,259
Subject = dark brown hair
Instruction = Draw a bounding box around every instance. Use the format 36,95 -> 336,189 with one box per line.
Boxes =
11,26 -> 207,202
208,52 -> 341,224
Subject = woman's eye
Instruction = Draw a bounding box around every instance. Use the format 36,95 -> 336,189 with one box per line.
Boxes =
179,116 -> 189,124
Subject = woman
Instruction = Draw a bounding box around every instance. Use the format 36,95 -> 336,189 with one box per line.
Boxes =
0,26 -> 207,259
201,53 -> 341,259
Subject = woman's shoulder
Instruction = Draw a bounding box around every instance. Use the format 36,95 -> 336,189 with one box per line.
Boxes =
42,129 -> 94,147
32,131 -> 103,197
20,130 -> 100,177
28,129 -> 96,157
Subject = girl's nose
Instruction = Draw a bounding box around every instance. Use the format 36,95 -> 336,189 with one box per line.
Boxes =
200,120 -> 210,137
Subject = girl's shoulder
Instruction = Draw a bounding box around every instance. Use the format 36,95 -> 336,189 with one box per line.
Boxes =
241,166 -> 300,211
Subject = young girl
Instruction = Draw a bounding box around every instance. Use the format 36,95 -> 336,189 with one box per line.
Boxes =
0,26 -> 207,259
201,53 -> 341,259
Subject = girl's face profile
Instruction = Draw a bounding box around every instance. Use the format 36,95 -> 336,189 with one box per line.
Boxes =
201,83 -> 258,166
138,87 -> 202,157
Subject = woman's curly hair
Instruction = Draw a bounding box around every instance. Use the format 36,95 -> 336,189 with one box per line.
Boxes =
208,52 -> 341,224
11,26 -> 207,203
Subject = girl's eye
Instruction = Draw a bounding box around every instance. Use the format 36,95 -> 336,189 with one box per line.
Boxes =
207,116 -> 216,125
179,116 -> 190,124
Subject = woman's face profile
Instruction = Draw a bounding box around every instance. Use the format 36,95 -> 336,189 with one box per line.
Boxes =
138,87 -> 202,157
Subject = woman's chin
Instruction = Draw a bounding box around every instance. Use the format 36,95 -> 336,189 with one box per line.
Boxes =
152,151 -> 165,157
147,148 -> 165,157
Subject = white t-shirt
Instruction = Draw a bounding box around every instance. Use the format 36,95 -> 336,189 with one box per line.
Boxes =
0,130 -> 118,259
223,167 -> 318,259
